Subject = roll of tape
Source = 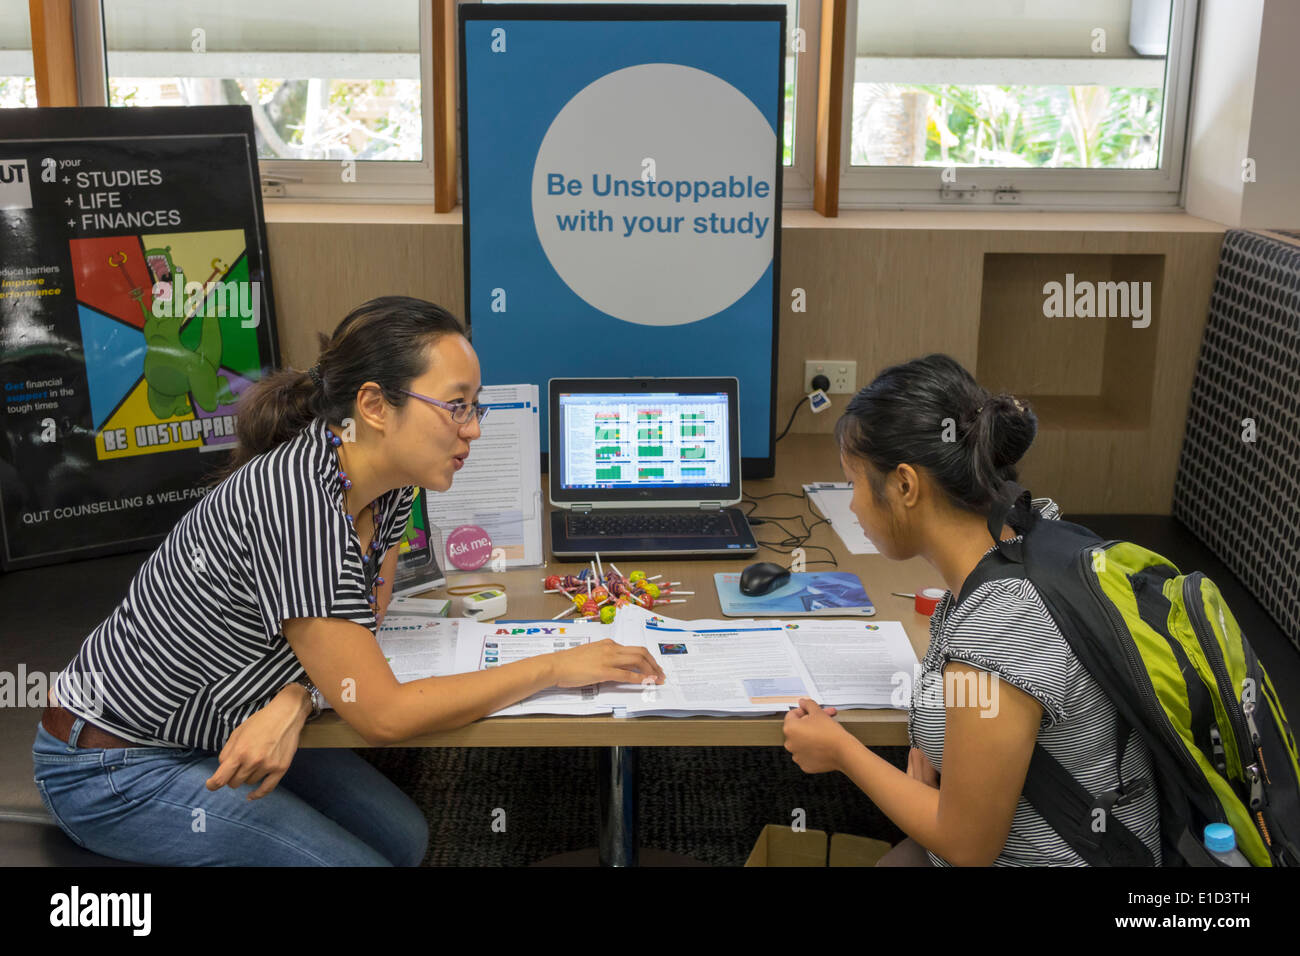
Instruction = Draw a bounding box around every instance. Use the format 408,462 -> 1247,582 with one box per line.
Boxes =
914,587 -> 945,616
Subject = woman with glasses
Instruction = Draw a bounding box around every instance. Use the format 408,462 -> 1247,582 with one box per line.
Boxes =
33,296 -> 664,866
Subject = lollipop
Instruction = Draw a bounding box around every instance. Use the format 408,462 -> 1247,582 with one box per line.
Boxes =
643,582 -> 661,599
599,605 -> 617,624
629,570 -> 646,584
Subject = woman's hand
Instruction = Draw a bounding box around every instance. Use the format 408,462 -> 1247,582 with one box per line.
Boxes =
548,639 -> 666,688
908,746 -> 940,788
783,697 -> 852,774
206,682 -> 310,800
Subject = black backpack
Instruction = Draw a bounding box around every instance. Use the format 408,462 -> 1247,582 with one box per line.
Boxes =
960,485 -> 1300,866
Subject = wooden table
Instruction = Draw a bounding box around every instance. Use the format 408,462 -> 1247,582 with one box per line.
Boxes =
300,434 -> 943,864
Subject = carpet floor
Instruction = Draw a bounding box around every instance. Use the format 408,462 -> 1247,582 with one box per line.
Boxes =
355,744 -> 910,866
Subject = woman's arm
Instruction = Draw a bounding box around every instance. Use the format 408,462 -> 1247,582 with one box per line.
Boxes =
283,617 -> 664,745
206,681 -> 312,799
785,661 -> 1041,866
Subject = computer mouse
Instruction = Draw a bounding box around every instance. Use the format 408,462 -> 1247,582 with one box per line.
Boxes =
739,561 -> 791,597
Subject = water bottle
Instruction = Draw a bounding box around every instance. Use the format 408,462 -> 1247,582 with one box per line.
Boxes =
1203,823 -> 1251,866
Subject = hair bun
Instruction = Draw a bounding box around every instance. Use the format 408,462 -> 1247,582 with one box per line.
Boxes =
985,394 -> 1037,470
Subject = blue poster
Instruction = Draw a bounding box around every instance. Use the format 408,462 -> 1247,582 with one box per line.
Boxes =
460,6 -> 784,471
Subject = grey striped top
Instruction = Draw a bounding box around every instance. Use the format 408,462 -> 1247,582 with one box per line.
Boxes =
53,417 -> 414,751
907,499 -> 1163,866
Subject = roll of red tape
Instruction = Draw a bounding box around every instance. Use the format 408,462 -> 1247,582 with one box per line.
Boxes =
914,587 -> 945,616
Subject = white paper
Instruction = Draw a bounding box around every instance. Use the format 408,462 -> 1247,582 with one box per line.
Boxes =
454,619 -> 615,716
782,619 -> 918,710
616,606 -> 823,717
423,384 -> 543,568
804,482 -> 879,554
363,607 -> 917,721
375,616 -> 460,685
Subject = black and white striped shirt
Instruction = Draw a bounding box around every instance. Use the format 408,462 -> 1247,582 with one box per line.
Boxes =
53,417 -> 415,751
908,499 -> 1163,866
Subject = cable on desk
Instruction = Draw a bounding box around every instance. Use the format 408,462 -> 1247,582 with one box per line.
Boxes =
741,488 -> 839,568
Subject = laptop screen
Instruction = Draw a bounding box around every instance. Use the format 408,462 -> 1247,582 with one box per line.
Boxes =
549,378 -> 742,506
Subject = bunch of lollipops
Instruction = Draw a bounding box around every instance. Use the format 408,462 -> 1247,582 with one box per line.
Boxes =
543,555 -> 693,622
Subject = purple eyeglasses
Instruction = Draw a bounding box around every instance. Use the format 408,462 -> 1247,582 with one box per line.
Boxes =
399,388 -> 488,425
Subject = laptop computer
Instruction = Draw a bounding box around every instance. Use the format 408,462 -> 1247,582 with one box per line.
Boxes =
548,377 -> 759,559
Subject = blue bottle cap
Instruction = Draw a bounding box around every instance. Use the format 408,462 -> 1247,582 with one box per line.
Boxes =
1203,823 -> 1236,853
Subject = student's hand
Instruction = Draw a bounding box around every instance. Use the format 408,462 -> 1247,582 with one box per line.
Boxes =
548,639 -> 666,688
783,697 -> 851,774
206,683 -> 308,800
908,747 -> 939,788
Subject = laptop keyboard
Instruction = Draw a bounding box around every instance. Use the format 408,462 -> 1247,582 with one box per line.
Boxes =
568,510 -> 737,538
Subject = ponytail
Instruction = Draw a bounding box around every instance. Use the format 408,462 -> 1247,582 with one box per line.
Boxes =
208,296 -> 466,484
834,354 -> 1037,515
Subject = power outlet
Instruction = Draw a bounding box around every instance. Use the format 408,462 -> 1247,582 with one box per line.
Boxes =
805,360 -> 856,395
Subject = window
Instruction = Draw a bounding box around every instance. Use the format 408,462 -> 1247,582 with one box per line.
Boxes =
840,0 -> 1197,208
0,0 -> 36,108
76,0 -> 435,201
477,0 -> 817,205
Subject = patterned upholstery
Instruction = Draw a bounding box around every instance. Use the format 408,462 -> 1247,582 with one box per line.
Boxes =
1173,229 -> 1300,648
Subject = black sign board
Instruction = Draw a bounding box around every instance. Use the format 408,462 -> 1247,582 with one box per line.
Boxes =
0,106 -> 279,570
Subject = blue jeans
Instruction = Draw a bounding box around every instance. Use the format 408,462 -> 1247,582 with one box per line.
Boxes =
32,718 -> 428,866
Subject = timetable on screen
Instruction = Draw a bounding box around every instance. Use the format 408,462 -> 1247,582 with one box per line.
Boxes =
558,391 -> 731,490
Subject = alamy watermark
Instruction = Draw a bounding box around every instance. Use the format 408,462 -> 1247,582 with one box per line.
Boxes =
2,666 -> 104,716
891,664 -> 1001,718
151,269 -> 261,328
1042,273 -> 1151,328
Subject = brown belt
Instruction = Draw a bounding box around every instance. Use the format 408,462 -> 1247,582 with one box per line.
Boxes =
41,705 -> 145,749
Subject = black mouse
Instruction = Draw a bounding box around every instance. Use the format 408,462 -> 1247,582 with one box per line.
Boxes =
739,561 -> 791,597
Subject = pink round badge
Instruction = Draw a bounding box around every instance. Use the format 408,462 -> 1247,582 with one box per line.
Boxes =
446,524 -> 493,571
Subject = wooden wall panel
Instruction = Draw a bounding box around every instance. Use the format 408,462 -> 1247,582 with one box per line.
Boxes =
265,221 -> 465,369
261,213 -> 1224,514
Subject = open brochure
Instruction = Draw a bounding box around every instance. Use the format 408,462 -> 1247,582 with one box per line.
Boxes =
365,605 -> 918,719
608,606 -> 917,716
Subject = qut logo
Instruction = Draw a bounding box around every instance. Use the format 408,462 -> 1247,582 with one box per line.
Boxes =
0,160 -> 32,208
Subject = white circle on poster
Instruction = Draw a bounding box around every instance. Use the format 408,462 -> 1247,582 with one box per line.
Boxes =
532,63 -> 776,327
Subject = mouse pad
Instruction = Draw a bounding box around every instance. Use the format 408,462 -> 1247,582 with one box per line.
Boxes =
713,572 -> 875,617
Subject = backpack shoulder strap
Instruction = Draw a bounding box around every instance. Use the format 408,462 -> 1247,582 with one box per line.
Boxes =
1022,735 -> 1156,866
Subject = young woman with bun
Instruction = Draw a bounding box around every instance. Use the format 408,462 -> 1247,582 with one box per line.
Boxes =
781,354 -> 1161,866
34,296 -> 664,866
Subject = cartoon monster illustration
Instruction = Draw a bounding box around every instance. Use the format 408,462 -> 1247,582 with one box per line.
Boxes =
107,245 -> 235,420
